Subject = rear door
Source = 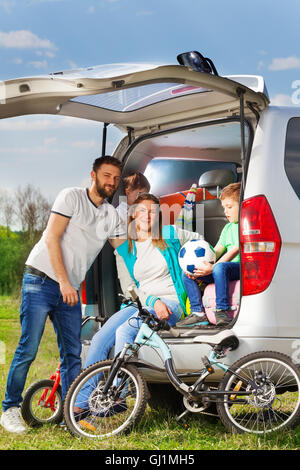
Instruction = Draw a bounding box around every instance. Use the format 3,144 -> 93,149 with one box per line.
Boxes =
0,64 -> 269,133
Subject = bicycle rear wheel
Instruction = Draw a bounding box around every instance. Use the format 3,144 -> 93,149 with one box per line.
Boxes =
64,360 -> 147,438
217,351 -> 300,434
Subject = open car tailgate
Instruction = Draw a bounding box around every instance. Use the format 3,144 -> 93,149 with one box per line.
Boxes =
0,64 -> 269,133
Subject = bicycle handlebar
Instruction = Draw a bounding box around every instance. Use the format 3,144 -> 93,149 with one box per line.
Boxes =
126,285 -> 180,338
81,315 -> 104,328
127,285 -> 138,302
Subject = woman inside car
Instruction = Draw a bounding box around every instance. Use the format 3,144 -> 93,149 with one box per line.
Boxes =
74,193 -> 203,417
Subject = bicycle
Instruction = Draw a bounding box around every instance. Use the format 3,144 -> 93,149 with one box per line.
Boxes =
21,315 -> 103,427
63,287 -> 300,437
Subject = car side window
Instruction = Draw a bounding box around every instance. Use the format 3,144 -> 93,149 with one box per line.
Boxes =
285,117 -> 300,200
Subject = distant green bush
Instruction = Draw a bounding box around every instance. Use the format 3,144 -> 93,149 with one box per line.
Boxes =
0,227 -> 37,295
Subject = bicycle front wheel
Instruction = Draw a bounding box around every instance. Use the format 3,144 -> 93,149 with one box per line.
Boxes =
64,360 -> 148,438
217,351 -> 300,434
21,379 -> 63,426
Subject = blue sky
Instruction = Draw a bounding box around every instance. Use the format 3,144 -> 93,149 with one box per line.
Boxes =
0,0 -> 300,208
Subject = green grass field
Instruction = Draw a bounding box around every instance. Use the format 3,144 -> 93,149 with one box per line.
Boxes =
1,295 -> 300,451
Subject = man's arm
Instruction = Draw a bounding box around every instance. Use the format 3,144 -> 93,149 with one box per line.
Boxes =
109,237 -> 127,249
45,213 -> 79,306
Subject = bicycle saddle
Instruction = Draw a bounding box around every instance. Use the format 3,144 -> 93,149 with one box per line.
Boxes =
193,329 -> 239,351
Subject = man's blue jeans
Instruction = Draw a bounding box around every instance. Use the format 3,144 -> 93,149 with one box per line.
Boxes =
75,297 -> 183,410
182,262 -> 240,313
2,273 -> 82,412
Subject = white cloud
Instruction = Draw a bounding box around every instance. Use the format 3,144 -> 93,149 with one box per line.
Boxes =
0,0 -> 15,13
45,51 -> 56,58
136,10 -> 154,16
269,56 -> 300,71
35,49 -> 56,59
0,145 -> 60,154
66,60 -> 78,69
44,137 -> 57,146
257,60 -> 265,71
0,136 -> 96,156
28,0 -> 67,3
72,139 -> 97,148
10,57 -> 23,64
28,59 -> 49,69
270,94 -> 294,106
0,30 -> 56,50
0,116 -> 99,131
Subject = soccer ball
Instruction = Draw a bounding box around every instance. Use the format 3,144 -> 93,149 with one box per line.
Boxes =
178,239 -> 216,274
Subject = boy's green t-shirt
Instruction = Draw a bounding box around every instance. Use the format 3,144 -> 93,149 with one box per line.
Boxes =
216,222 -> 240,262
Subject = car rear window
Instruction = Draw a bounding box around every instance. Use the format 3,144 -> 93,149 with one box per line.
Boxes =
144,158 -> 238,196
71,83 -> 210,112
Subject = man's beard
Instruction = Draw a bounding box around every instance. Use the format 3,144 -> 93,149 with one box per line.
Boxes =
95,179 -> 116,199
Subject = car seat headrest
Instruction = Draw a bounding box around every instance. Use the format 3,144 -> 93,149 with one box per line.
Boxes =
198,169 -> 235,196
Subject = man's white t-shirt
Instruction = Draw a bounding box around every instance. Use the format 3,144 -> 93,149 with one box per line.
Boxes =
115,201 -> 129,232
116,201 -> 128,226
26,187 -> 126,289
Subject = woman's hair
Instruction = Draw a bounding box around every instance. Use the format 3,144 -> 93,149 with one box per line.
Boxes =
123,170 -> 150,193
127,193 -> 167,253
220,182 -> 241,202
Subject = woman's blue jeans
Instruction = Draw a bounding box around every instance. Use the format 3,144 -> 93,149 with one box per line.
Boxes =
182,262 -> 240,313
75,297 -> 183,410
2,273 -> 82,411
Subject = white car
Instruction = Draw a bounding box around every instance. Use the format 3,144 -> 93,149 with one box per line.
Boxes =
1,53 -> 300,402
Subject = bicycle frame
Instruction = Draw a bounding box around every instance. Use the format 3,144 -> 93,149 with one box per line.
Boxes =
130,322 -> 231,397
125,320 -> 256,402
38,365 -> 61,411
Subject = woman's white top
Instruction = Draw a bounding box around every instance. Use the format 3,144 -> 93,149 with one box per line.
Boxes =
133,238 -> 178,302
115,226 -> 203,306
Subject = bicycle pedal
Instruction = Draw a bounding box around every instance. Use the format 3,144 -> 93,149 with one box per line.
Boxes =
230,380 -> 243,400
201,356 -> 215,374
79,419 -> 96,432
175,413 -> 190,430
179,422 -> 189,430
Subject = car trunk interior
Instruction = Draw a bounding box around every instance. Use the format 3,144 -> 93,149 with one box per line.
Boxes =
92,116 -> 254,321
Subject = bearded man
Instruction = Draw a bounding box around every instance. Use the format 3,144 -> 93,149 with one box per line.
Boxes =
1,156 -> 126,433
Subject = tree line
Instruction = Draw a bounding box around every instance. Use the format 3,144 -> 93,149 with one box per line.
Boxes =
0,184 -> 52,295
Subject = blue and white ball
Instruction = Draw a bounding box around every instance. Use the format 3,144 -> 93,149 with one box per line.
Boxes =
178,239 -> 216,274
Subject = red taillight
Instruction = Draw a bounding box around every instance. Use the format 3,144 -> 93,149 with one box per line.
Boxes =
81,279 -> 87,304
240,195 -> 281,296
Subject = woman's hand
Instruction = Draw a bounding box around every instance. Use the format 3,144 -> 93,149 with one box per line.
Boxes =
153,299 -> 173,321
